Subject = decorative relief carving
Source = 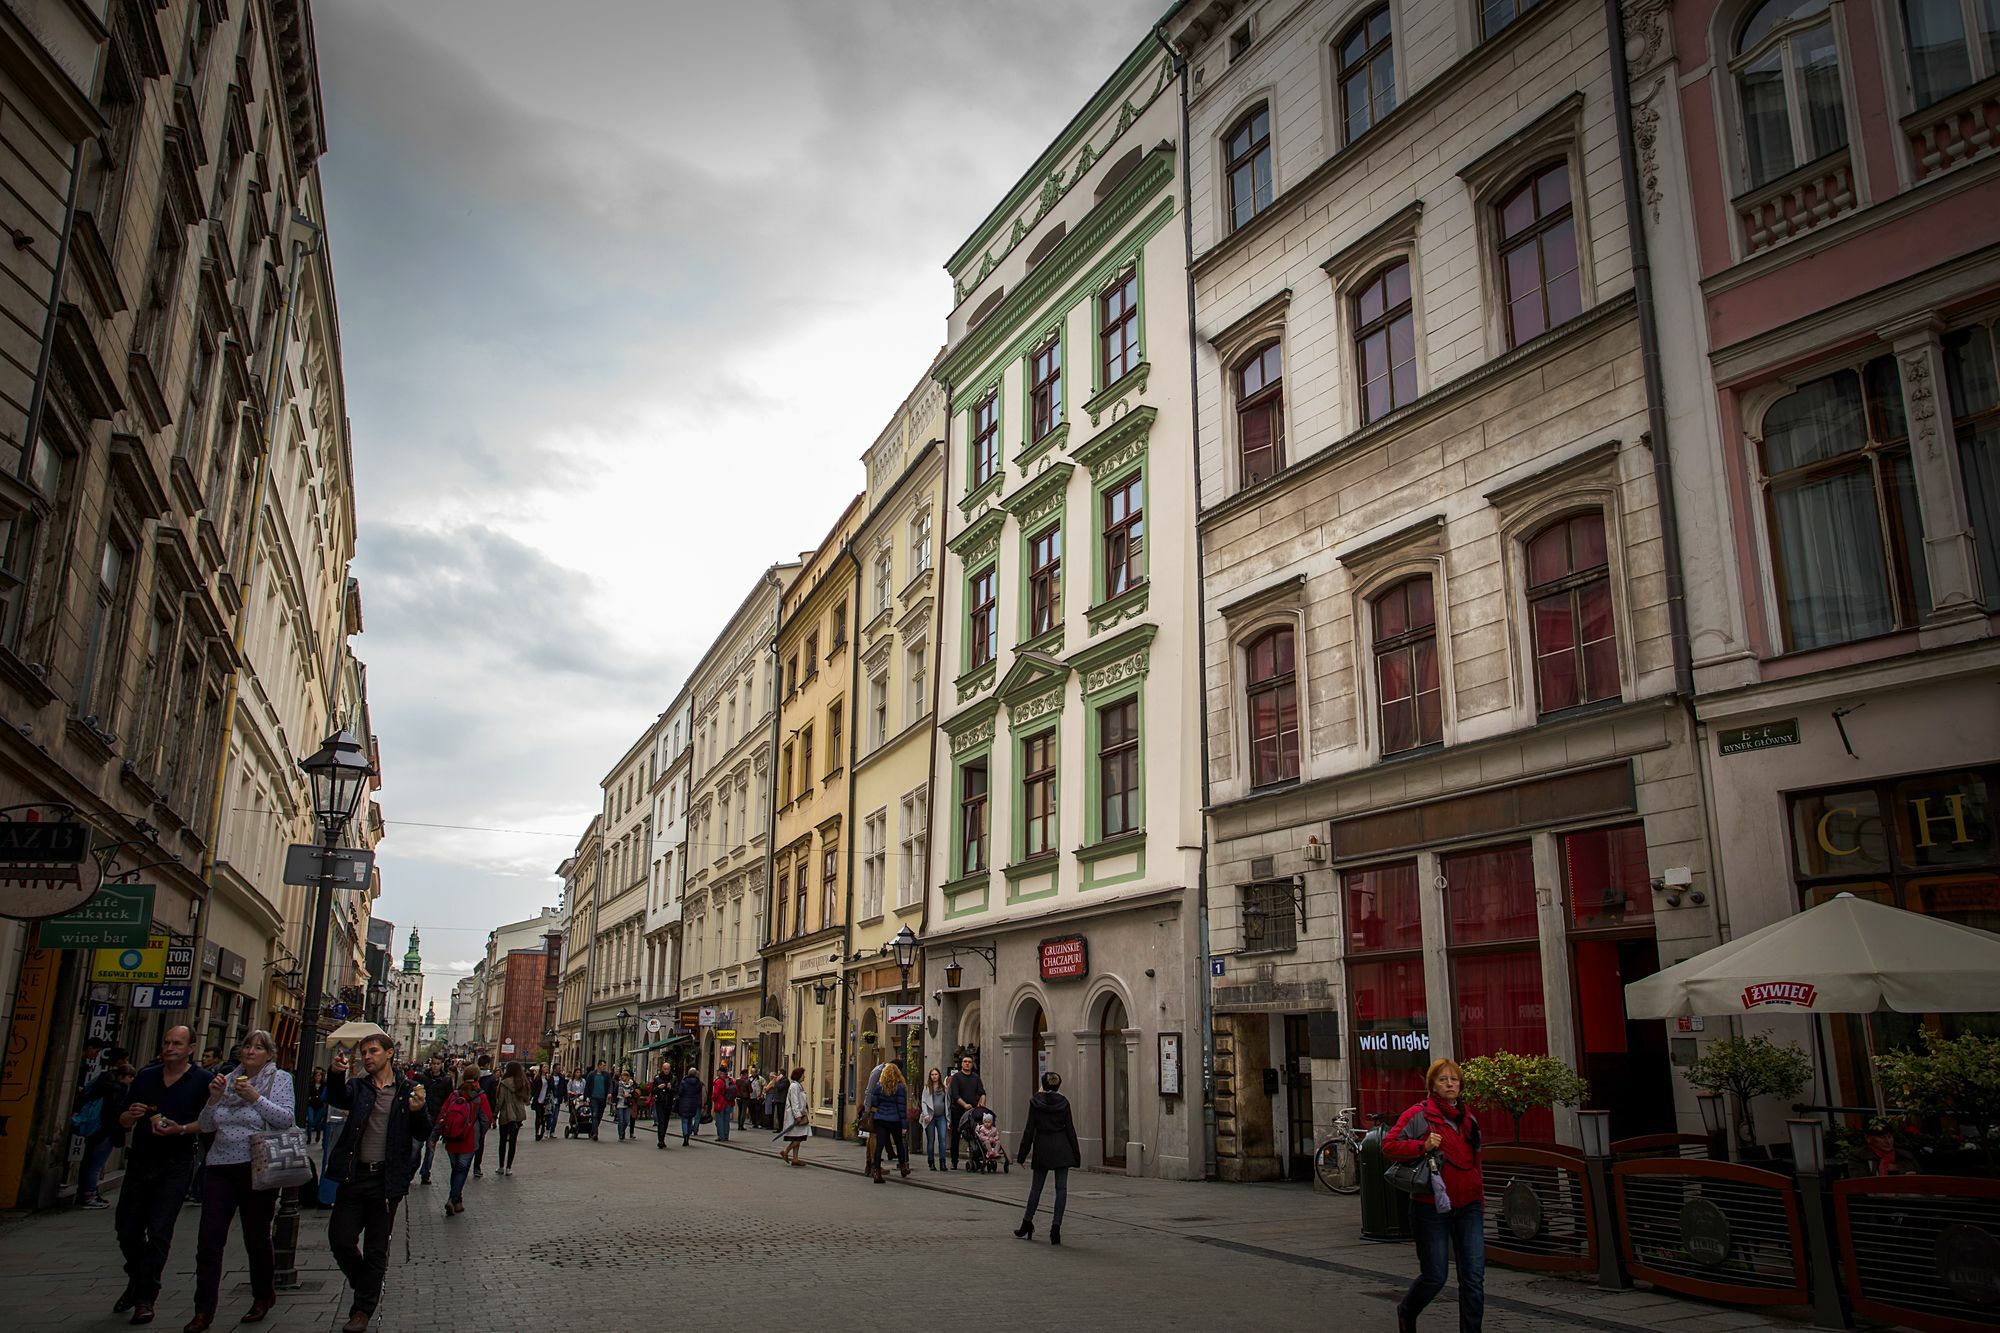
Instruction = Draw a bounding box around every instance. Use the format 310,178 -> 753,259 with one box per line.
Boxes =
1088,588 -> 1150,635
1905,355 -> 1941,459
1621,0 -> 1673,82
949,714 -> 995,754
1012,687 -> 1064,724
1630,92 -> 1663,222
1083,648 -> 1149,696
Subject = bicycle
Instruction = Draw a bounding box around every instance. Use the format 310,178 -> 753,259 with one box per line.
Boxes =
1313,1107 -> 1388,1193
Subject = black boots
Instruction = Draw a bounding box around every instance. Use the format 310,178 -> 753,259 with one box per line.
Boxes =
1050,1224 -> 1062,1246
1014,1219 -> 1034,1240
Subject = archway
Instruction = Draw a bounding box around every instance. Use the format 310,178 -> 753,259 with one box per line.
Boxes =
1099,994 -> 1131,1168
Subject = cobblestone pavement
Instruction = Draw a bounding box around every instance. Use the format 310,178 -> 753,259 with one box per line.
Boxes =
0,1123 -> 1803,1332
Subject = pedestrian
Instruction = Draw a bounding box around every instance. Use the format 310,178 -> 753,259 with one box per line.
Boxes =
762,1068 -> 784,1129
748,1068 -> 767,1129
416,1055 -> 452,1185
649,1065 -> 677,1148
857,1058 -> 885,1166
1384,1057 -> 1485,1333
945,1054 -> 984,1170
675,1066 -> 703,1145
494,1062 -> 531,1174
74,1046 -> 135,1208
1014,1070 -> 1081,1246
734,1069 -> 752,1130
613,1067 -> 637,1142
472,1055 -> 498,1176
112,1025 -> 216,1324
709,1065 -> 732,1143
868,1064 -> 910,1182
918,1068 -> 949,1171
325,1033 -> 431,1333
774,1066 -> 811,1166
437,1070 -> 486,1215
583,1060 -> 611,1141
185,1031 -> 293,1331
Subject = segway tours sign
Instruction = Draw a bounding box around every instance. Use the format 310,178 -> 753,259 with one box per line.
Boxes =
0,809 -> 102,920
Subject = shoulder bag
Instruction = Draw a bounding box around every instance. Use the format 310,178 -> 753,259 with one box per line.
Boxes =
1380,1109 -> 1436,1196
250,1126 -> 314,1191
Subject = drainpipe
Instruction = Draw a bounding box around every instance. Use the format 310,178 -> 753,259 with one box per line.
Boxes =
1152,20 -> 1218,1183
15,142 -> 83,482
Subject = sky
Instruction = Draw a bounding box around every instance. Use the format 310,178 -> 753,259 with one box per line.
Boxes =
314,1 -> 1163,1009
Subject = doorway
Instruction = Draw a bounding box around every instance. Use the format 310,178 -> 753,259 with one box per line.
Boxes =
1282,1014 -> 1315,1181
1101,997 -> 1130,1168
1572,936 -> 1675,1139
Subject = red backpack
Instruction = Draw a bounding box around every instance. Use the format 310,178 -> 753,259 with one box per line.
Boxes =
438,1093 -> 474,1142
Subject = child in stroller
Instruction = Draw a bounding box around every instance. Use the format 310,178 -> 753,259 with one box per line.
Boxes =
962,1106 -> 1010,1173
565,1093 -> 596,1139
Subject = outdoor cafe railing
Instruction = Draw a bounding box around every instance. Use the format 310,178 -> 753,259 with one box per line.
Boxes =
1833,1175 -> 2000,1332
1611,1158 -> 1809,1305
1611,1133 -> 1711,1160
1481,1144 -> 1597,1274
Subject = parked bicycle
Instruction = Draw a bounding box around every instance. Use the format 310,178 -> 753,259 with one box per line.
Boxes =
1314,1107 -> 1388,1193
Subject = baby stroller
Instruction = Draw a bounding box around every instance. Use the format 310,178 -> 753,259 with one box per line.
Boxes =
564,1095 -> 596,1140
961,1108 -> 1010,1173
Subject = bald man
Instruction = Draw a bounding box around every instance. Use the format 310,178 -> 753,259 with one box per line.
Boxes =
112,1025 -> 216,1321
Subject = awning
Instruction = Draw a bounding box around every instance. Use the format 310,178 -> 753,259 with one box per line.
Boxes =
630,1032 -> 695,1054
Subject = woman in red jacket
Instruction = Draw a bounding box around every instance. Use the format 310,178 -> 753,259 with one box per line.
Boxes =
1382,1058 -> 1485,1331
439,1070 -> 489,1218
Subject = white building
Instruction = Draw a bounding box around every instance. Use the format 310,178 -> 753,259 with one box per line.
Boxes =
641,690 -> 693,1076
389,928 -> 425,1057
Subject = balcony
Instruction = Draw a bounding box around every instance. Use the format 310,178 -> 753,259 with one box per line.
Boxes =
1735,149 -> 1856,255
1904,74 -> 2000,182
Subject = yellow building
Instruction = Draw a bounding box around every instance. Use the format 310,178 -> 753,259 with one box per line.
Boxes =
842,370 -> 946,1118
765,496 -> 866,1131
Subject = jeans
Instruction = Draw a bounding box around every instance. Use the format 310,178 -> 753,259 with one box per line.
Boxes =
498,1121 -> 522,1170
447,1151 -> 473,1205
736,1098 -> 749,1129
713,1108 -> 730,1142
1401,1201 -> 1485,1331
680,1113 -> 697,1144
328,1171 -> 400,1315
1023,1166 -> 1068,1230
948,1110 -> 966,1165
472,1118 -> 489,1172
192,1162 -> 276,1315
655,1107 -> 670,1146
870,1122 -> 908,1173
114,1151 -> 196,1302
924,1118 -> 948,1166
615,1105 -> 632,1140
420,1130 -> 440,1182
78,1133 -> 117,1200
306,1105 -> 328,1142
589,1098 -> 606,1139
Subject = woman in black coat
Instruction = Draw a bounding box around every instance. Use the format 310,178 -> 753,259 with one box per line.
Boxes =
1014,1071 -> 1082,1245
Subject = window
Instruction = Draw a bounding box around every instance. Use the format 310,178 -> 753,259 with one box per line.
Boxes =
1236,342 -> 1285,486
899,789 -> 929,907
968,566 -> 997,668
1355,260 -> 1417,423
792,859 -> 809,938
1734,0 -> 1849,189
874,553 -> 893,614
1527,512 -> 1619,712
0,436 -> 75,657
1345,861 -> 1428,1117
1098,698 -> 1140,837
804,633 -> 818,678
1229,21 -> 1253,61
906,641 -> 928,719
786,654 -> 798,696
1337,6 -> 1396,143
1497,163 -> 1581,348
821,845 -> 839,926
799,724 -> 813,788
971,393 -> 999,490
910,510 -> 933,574
863,811 -> 887,919
1102,474 -> 1146,600
77,530 -> 134,726
1225,106 -> 1273,230
870,671 -> 889,749
1241,880 -> 1298,953
1902,0 -> 2000,109
826,701 -> 843,775
1480,0 -> 1545,40
1563,823 -> 1655,931
1444,844 -> 1551,1138
1031,335 -> 1063,442
1373,577 -> 1442,753
960,757 -> 989,874
831,603 -> 847,649
1943,324 -> 2000,609
1029,525 -> 1062,637
1245,627 -> 1300,787
1758,358 -> 1929,648
1021,729 -> 1058,857
1100,268 -> 1141,385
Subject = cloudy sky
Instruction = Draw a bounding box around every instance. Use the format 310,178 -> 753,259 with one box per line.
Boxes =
315,1 -> 1161,1007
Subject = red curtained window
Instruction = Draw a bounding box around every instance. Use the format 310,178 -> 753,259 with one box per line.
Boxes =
1443,843 -> 1553,1140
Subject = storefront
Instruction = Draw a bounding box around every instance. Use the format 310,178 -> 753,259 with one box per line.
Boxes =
780,949 -> 841,1133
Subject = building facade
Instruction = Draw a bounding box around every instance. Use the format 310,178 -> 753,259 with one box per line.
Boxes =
448,971 -> 479,1051
589,720 -> 657,1068
479,906 -> 559,1063
554,816 -> 598,1069
639,691 -> 691,1078
924,40 -> 1206,1179
389,927 -> 424,1056
841,370 -> 946,1110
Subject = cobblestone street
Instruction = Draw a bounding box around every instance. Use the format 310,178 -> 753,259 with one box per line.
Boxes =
0,1124 -> 1802,1332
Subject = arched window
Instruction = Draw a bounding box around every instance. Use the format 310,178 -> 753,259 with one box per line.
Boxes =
1236,341 -> 1285,486
1496,163 -> 1581,348
1734,0 -> 1848,189
1372,576 -> 1440,754
1354,260 -> 1416,423
1101,995 -> 1130,1168
1337,6 -> 1395,144
1245,626 -> 1300,787
1225,105 -> 1273,231
1526,513 -> 1619,713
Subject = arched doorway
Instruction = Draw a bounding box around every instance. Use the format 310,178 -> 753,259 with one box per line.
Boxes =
1033,1005 -> 1050,1085
1101,995 -> 1131,1168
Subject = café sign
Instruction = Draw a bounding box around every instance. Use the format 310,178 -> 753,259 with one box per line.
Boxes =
1039,934 -> 1088,981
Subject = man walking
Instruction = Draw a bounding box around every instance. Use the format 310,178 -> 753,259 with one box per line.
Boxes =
675,1066 -> 703,1145
650,1065 -> 676,1149
112,1026 -> 214,1321
325,1033 -> 430,1333
586,1060 -> 612,1141
74,1045 -> 134,1209
946,1055 -> 984,1171
748,1068 -> 766,1129
416,1054 -> 453,1185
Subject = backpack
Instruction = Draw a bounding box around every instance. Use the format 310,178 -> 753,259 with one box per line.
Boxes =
70,1096 -> 104,1139
438,1094 -> 475,1142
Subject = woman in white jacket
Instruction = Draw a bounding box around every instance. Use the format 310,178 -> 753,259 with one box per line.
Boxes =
775,1065 -> 811,1166
187,1031 -> 295,1331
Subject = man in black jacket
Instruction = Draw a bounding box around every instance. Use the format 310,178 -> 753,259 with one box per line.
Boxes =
415,1054 -> 453,1185
945,1055 -> 984,1170
586,1060 -> 612,1141
326,1033 -> 431,1333
649,1066 -> 676,1149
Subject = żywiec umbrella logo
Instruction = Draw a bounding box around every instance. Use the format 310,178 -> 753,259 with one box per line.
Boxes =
1742,982 -> 1818,1008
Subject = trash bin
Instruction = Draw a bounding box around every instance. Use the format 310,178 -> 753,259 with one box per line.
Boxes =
1358,1125 -> 1412,1242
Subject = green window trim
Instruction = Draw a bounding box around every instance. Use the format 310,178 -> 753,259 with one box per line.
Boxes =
961,380 -> 1005,510
942,700 -> 999,887
1087,581 -> 1149,636
942,869 -> 992,919
1008,463 -> 1071,645
1082,361 -> 1151,427
962,559 -> 999,677
1071,622 -> 1154,848
1010,723 -> 1061,867
1015,421 -> 1070,471
1020,321 -> 1069,459
1091,254 -> 1147,399
1081,420 -> 1149,611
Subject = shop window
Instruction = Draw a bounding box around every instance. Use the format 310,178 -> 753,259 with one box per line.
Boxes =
1344,861 -> 1429,1119
1244,625 -> 1299,787
1526,511 -> 1619,713
1225,105 -> 1273,232
1561,823 -> 1655,930
1733,0 -> 1850,189
1337,6 -> 1396,144
1496,162 -> 1581,348
1941,324 -> 2000,609
1443,843 -> 1552,1140
1236,340 -> 1285,486
1372,576 -> 1441,753
1240,880 -> 1298,953
1756,357 -> 1929,648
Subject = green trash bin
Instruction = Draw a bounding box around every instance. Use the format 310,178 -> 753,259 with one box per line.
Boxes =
1358,1125 -> 1412,1242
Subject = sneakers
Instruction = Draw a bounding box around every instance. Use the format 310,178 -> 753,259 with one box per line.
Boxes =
81,1196 -> 110,1209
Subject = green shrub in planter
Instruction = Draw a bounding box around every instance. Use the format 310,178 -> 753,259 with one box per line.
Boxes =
1683,1035 -> 1812,1151
1875,1030 -> 2000,1162
1459,1052 -> 1589,1143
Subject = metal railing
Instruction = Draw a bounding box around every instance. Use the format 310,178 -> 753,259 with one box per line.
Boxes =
1482,1145 -> 1597,1274
1834,1175 -> 2000,1332
1611,1159 -> 1808,1305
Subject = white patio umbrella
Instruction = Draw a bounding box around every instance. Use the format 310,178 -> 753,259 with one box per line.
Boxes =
324,1019 -> 388,1046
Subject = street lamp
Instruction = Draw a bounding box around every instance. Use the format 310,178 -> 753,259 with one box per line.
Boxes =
888,926 -> 919,1081
617,1008 -> 633,1066
944,960 -> 963,989
274,728 -> 374,1290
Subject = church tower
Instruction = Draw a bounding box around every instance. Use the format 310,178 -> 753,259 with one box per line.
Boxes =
392,928 -> 426,1055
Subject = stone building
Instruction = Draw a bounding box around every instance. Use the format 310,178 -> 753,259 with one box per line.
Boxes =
554,816 -> 598,1069
389,926 -> 423,1057
480,906 -> 559,1063
924,39 -> 1206,1179
638,690 -> 691,1078
588,719 -> 657,1068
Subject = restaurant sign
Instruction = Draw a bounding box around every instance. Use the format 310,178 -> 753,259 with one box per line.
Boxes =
0,811 -> 101,920
1039,935 -> 1088,981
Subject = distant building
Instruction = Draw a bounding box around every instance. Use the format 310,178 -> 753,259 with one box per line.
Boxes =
390,929 -> 425,1056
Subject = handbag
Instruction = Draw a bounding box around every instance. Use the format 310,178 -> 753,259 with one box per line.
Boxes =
249,1127 -> 314,1191
70,1097 -> 104,1138
1380,1109 -> 1434,1196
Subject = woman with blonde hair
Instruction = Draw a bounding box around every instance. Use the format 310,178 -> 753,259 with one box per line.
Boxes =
867,1063 -> 910,1181
187,1030 -> 293,1331
1382,1057 -> 1486,1331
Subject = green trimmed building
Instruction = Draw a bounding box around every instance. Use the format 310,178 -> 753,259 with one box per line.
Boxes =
923,41 -> 1203,1179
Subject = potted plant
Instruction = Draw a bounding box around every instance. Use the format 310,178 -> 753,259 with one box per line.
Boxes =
1460,1051 -> 1589,1143
1875,1031 -> 2000,1171
1682,1034 -> 1813,1161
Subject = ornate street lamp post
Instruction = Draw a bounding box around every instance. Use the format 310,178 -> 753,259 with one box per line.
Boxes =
890,926 -> 918,1080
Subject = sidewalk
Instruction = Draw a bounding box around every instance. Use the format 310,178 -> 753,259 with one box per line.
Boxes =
704,1127 -> 1802,1333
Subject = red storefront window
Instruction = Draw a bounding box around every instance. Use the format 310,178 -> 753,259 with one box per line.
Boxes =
1345,861 -> 1428,1120
1443,843 -> 1552,1140
1563,823 -> 1654,930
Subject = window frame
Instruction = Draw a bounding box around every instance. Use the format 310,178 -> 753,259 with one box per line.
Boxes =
967,563 -> 998,670
970,391 -> 1000,492
1893,0 -> 2000,113
1027,522 -> 1063,639
1524,510 -> 1623,715
1353,259 -> 1418,424
1480,0 -> 1547,41
1240,879 -> 1300,954
1335,5 -> 1397,146
1094,694 -> 1143,841
1243,624 -> 1301,789
1029,331 -> 1064,444
1726,0 -> 1854,192
1370,574 -> 1444,755
909,509 -> 933,575
1018,727 -> 1059,860
1495,160 -> 1584,350
958,753 -> 991,877
1224,103 -> 1275,232
1234,340 -> 1286,487
1098,266 -> 1143,390
1100,471 -> 1146,603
